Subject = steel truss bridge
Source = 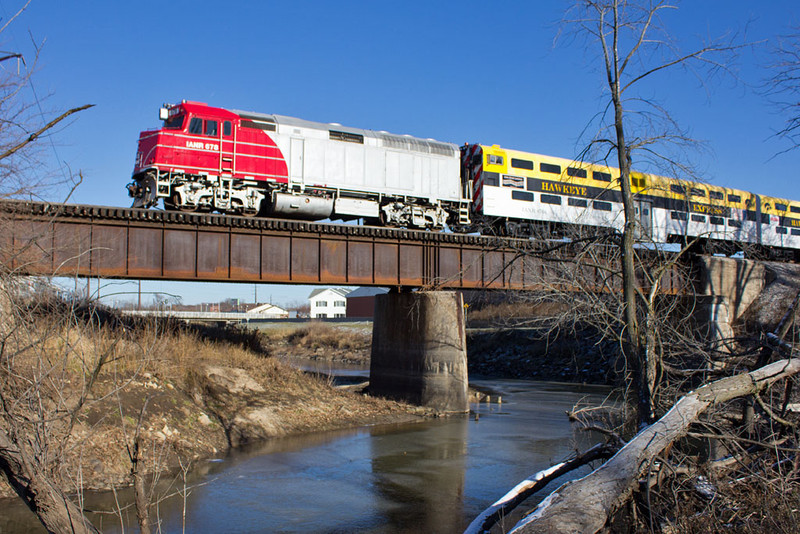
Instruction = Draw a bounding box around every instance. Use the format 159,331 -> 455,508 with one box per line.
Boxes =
0,200 -> 686,293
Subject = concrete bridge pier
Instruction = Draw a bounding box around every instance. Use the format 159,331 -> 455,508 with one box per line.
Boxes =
369,290 -> 469,413
693,256 -> 766,351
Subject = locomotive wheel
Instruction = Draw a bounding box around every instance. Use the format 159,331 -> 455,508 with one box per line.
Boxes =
165,192 -> 196,212
230,198 -> 259,218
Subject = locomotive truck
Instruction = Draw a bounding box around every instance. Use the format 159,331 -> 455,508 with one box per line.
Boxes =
128,100 -> 800,258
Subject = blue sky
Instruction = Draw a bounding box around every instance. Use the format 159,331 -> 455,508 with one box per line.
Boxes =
4,0 -> 800,306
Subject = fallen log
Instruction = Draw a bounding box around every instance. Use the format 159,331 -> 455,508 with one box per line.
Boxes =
464,443 -> 618,534
507,357 -> 800,534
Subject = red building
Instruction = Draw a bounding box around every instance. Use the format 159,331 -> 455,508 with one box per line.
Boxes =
345,287 -> 389,319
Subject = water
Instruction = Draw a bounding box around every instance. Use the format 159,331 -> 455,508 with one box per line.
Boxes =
0,379 -> 612,534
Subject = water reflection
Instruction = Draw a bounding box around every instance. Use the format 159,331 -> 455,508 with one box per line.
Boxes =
370,419 -> 468,533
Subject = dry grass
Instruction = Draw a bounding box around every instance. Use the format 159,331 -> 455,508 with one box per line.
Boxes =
281,322 -> 371,351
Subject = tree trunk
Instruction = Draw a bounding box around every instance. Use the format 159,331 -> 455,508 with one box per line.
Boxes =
0,431 -> 100,534
132,434 -> 152,534
606,0 -> 652,425
510,357 -> 800,534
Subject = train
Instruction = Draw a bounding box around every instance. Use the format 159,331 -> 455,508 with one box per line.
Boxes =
128,100 -> 800,258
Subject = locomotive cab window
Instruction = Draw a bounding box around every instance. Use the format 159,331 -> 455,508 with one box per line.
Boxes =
223,121 -> 232,136
188,117 -> 203,134
204,120 -> 218,136
164,114 -> 184,129
488,154 -> 504,165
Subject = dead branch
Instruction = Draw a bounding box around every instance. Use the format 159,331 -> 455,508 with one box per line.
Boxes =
0,104 -> 94,162
686,431 -> 794,453
756,291 -> 800,367
754,392 -> 797,428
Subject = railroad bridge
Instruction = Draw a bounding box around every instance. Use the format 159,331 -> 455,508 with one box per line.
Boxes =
0,200 -> 761,411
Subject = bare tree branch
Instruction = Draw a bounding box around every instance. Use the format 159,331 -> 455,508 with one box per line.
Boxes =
0,104 -> 94,162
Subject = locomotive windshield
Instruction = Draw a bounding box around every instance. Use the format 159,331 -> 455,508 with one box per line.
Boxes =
163,113 -> 184,129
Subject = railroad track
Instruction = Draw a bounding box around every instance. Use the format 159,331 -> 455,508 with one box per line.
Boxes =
0,199 -> 521,246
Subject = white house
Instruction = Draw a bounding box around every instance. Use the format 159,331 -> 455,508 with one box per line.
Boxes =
248,303 -> 289,318
308,287 -> 351,318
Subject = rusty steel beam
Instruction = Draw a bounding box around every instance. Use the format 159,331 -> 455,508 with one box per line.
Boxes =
0,200 -> 686,293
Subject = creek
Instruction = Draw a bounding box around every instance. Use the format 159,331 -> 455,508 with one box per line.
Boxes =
1,370 -> 613,533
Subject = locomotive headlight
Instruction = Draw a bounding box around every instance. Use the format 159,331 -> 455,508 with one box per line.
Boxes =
159,107 -> 169,121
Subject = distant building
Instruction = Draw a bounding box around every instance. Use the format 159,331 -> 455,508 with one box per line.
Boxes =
308,287 -> 351,318
248,303 -> 289,318
346,287 -> 389,318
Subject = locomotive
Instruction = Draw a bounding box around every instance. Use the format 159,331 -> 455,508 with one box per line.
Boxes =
129,100 -> 800,257
129,100 -> 467,230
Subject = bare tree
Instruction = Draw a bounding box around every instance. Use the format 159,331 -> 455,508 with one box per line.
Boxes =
0,3 -> 92,200
499,227 -> 707,424
0,2 -> 98,531
0,283 -> 105,533
767,29 -> 800,152
566,0 -> 740,424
